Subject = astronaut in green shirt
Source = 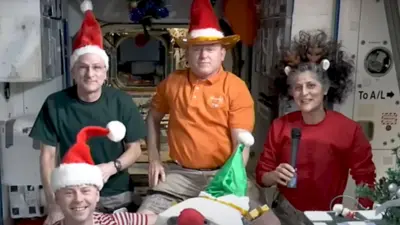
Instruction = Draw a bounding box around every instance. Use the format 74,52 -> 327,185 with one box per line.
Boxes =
29,1 -> 146,225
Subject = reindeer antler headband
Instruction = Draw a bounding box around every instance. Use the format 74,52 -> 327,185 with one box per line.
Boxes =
274,30 -> 354,104
284,59 -> 331,76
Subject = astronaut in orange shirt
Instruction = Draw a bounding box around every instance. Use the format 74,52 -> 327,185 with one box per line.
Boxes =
138,0 -> 255,215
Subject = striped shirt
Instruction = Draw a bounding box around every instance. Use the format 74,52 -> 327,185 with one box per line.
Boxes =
53,212 -> 149,225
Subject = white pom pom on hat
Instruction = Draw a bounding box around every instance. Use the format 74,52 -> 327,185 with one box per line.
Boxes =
237,131 -> 255,147
107,121 -> 126,142
80,0 -> 93,12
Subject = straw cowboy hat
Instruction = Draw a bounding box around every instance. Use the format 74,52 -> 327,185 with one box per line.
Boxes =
175,0 -> 240,49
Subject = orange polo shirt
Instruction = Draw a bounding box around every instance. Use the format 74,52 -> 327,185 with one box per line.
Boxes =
151,68 -> 255,169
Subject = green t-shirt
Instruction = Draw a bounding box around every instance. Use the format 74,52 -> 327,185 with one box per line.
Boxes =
29,85 -> 146,197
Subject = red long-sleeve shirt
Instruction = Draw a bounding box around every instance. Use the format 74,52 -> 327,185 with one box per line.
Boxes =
53,212 -> 149,225
256,110 -> 376,211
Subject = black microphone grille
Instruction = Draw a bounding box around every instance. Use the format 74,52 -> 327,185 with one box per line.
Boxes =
291,128 -> 301,138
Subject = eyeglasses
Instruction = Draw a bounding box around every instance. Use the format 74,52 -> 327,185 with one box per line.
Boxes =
76,64 -> 106,73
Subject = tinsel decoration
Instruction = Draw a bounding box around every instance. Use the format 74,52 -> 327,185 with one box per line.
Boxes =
356,143 -> 400,224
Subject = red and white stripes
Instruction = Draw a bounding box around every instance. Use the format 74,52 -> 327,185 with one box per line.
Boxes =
94,212 -> 149,225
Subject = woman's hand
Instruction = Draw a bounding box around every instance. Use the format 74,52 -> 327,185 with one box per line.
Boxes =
273,163 -> 295,186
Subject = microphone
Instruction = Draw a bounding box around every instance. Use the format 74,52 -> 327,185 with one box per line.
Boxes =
287,128 -> 301,188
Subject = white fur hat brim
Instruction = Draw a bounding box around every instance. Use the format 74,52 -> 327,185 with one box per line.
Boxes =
70,45 -> 109,70
51,163 -> 103,191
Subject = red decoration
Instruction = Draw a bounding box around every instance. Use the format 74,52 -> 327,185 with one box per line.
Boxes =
135,33 -> 149,47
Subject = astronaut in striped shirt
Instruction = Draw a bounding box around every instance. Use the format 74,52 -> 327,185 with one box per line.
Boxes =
52,185 -> 157,225
49,124 -> 158,225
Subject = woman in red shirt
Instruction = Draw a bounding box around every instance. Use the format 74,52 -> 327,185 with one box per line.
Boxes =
256,30 -> 376,211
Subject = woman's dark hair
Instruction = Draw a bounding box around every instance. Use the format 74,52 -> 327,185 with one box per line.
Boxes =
274,30 -> 354,104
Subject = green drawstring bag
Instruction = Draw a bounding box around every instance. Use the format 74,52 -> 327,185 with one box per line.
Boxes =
204,143 -> 247,198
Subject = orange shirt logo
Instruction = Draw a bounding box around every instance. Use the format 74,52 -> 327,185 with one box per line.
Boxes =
208,96 -> 225,108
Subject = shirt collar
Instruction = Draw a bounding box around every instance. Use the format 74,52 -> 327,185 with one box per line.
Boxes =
189,67 -> 224,85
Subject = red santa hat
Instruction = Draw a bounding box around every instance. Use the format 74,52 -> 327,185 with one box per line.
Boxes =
175,0 -> 240,49
70,0 -> 109,69
51,121 -> 126,191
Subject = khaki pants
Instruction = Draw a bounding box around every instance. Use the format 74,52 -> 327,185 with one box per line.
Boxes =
137,166 -> 262,214
96,191 -> 141,213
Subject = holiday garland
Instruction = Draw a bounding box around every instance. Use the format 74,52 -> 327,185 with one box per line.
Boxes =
356,145 -> 400,224
126,0 -> 217,23
126,0 -> 169,23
